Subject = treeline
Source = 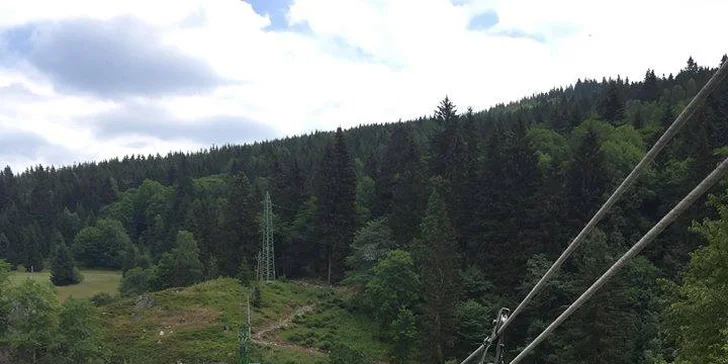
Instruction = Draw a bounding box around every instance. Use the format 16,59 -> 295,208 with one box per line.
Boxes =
1,56 -> 728,363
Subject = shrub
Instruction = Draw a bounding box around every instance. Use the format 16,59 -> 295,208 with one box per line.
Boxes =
119,267 -> 153,297
90,292 -> 115,306
328,344 -> 367,364
251,284 -> 262,308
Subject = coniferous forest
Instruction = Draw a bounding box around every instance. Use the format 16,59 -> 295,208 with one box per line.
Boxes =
2,56 -> 728,363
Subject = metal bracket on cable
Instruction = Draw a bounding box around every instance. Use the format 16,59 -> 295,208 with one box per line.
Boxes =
478,307 -> 510,364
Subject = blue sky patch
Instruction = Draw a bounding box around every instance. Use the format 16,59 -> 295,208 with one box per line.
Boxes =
1,24 -> 35,55
247,0 -> 293,31
468,10 -> 499,31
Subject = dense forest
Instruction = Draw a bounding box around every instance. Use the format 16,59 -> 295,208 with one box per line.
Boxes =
2,55 -> 728,363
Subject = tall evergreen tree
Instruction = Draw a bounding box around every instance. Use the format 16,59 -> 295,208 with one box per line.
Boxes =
430,96 -> 466,181
191,197 -> 223,278
375,123 -> 425,246
166,157 -> 194,248
475,122 -> 544,289
29,166 -> 57,257
314,128 -> 358,283
50,236 -> 81,286
415,190 -> 460,363
220,173 -> 258,277
567,129 -> 610,229
641,69 -> 659,102
598,81 -> 625,123
685,56 -> 699,75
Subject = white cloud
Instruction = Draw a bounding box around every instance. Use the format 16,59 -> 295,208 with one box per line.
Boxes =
0,0 -> 726,172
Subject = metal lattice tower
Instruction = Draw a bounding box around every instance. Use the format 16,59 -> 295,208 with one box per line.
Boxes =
258,192 -> 275,281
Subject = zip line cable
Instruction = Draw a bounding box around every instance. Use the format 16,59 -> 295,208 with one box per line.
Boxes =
461,59 -> 728,364
510,155 -> 728,363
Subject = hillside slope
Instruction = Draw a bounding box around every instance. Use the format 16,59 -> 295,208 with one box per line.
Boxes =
99,278 -> 387,364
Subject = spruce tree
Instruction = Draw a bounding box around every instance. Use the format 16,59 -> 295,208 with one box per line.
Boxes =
165,158 -> 194,250
567,129 -> 610,229
221,173 -> 258,277
191,197 -> 223,278
685,56 -> 698,74
416,190 -> 460,363
375,124 -> 425,247
314,128 -> 357,283
599,81 -> 625,123
476,122 -> 543,289
51,239 -> 81,286
641,69 -> 659,102
430,96 -> 466,181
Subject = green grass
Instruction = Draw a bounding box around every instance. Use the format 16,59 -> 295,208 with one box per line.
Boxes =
251,345 -> 326,364
97,278 -> 388,364
279,290 -> 390,360
9,270 -> 121,301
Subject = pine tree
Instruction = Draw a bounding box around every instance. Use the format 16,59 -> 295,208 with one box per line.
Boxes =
430,96 -> 466,181
314,128 -> 358,283
166,157 -> 194,248
29,165 -> 57,258
641,69 -> 659,102
685,56 -> 698,74
457,110 -> 481,259
191,197 -> 223,278
51,238 -> 81,286
375,123 -> 425,246
221,173 -> 258,277
660,102 -> 675,129
416,190 -> 460,363
599,81 -> 625,123
567,129 -> 610,229
476,122 -> 543,289
557,230 -> 659,364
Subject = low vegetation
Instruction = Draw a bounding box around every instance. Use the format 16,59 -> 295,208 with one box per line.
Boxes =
8,269 -> 121,301
98,278 -> 390,363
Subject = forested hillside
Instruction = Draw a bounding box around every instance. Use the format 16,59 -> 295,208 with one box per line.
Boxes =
2,55 -> 728,363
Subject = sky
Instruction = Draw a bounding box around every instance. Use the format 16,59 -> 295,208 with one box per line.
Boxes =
0,0 -> 725,172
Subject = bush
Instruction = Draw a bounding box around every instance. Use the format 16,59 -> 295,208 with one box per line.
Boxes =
153,231 -> 203,289
90,292 -> 115,306
319,341 -> 333,351
251,284 -> 262,308
238,258 -> 254,286
287,333 -> 304,344
56,298 -> 105,363
119,267 -> 153,297
328,344 -> 367,364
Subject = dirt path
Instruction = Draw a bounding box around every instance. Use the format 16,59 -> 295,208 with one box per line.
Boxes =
251,303 -> 324,355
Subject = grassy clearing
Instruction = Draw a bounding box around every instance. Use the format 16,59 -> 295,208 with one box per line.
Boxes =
97,278 -> 389,363
279,289 -> 390,360
8,270 -> 121,301
251,345 -> 326,364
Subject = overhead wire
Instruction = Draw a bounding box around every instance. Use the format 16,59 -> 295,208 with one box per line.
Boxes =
461,59 -> 728,364
510,155 -> 728,363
